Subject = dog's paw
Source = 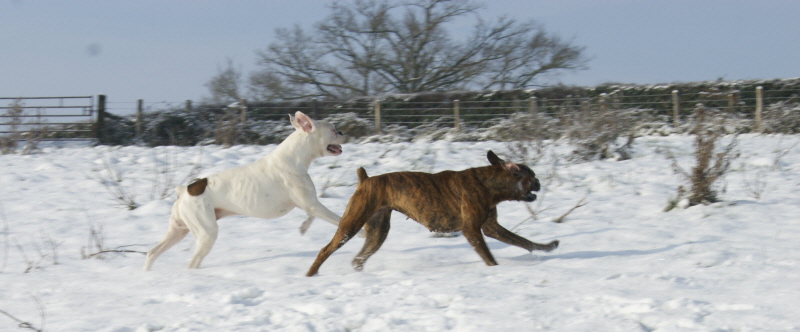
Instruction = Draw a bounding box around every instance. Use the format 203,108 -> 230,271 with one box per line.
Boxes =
352,256 -> 369,272
544,240 -> 559,252
299,216 -> 315,235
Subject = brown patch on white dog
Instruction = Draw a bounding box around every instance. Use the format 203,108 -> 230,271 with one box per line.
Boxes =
186,178 -> 208,196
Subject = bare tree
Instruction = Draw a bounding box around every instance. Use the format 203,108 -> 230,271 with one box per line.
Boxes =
205,58 -> 243,104
249,0 -> 588,100
478,21 -> 588,90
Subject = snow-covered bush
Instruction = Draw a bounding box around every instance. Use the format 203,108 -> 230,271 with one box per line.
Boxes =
563,108 -> 642,161
323,112 -> 374,141
668,105 -> 739,209
762,100 -> 800,134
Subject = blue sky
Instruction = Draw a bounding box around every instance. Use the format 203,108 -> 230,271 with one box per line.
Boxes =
2,0 -> 799,111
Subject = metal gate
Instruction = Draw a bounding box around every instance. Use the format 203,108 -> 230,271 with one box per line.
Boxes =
0,96 -> 96,141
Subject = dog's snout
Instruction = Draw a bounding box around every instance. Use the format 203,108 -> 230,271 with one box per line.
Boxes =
532,178 -> 541,192
337,131 -> 343,136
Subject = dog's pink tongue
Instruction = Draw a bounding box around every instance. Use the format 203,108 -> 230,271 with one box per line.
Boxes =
327,144 -> 343,154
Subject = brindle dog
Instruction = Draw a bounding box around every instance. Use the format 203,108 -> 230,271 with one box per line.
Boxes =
306,150 -> 559,276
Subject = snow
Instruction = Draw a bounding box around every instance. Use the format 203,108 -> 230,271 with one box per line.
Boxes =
1,134 -> 800,331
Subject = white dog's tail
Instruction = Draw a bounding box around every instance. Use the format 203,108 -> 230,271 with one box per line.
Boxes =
174,186 -> 187,199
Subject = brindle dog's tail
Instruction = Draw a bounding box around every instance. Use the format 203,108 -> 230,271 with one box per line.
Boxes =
356,167 -> 369,183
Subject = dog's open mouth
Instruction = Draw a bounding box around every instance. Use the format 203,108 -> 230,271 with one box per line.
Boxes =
327,144 -> 343,155
523,192 -> 537,202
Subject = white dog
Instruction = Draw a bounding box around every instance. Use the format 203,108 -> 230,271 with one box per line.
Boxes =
144,111 -> 345,270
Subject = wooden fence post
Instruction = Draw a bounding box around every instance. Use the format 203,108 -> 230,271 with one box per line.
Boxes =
374,99 -> 381,134
136,99 -> 143,140
566,95 -> 574,113
728,91 -> 738,113
599,93 -> 607,113
453,99 -> 461,131
755,86 -> 763,132
541,98 -> 548,115
95,94 -> 106,143
239,99 -> 247,124
312,98 -> 319,118
529,96 -> 538,115
672,90 -> 680,126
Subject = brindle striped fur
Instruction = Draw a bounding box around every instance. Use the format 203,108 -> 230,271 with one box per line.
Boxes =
306,150 -> 558,276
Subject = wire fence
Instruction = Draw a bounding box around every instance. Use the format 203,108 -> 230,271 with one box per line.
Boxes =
107,85 -> 798,134
12,93 -> 800,131
4,82 -> 800,143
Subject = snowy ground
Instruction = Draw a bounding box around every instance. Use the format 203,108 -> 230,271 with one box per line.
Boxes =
1,134 -> 799,331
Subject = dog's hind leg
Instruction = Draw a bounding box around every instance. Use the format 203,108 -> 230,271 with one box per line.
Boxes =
306,223 -> 364,276
186,220 -> 218,269
143,214 -> 189,271
352,208 -> 391,271
481,208 -> 559,252
177,197 -> 219,269
306,198 -> 375,276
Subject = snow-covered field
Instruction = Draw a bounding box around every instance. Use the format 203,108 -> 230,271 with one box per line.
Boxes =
1,134 -> 799,331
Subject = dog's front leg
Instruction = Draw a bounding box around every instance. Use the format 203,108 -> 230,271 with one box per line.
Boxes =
298,215 -> 315,235
290,176 -> 341,227
296,196 -> 352,234
303,201 -> 341,228
481,208 -> 559,252
460,203 -> 498,266
290,177 -> 365,236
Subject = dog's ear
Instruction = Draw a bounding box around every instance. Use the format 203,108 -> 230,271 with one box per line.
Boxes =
290,111 -> 316,133
487,150 -> 504,166
503,163 -> 521,176
487,150 -> 521,175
